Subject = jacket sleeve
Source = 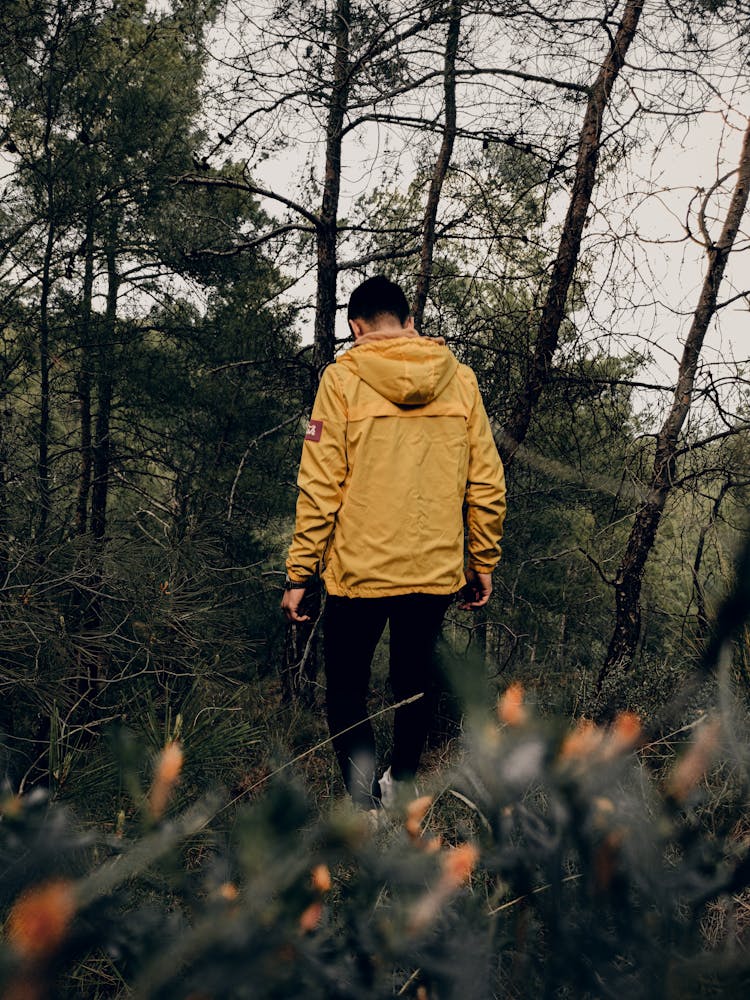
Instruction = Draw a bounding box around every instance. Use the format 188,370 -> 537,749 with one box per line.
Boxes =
285,366 -> 348,583
465,371 -> 506,573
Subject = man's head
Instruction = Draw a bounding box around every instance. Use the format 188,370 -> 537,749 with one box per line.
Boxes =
347,275 -> 414,339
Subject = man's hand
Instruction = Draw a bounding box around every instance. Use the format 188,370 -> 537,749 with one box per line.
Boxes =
281,586 -> 310,623
458,567 -> 492,609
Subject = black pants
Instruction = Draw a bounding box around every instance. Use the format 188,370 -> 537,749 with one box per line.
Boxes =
323,592 -> 453,808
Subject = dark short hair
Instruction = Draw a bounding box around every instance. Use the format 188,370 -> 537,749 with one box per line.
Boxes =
347,275 -> 410,325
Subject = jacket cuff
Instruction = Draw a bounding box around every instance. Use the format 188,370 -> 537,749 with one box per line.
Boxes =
467,561 -> 497,574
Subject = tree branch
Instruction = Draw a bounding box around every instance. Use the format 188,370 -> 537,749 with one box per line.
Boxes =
174,173 -> 321,228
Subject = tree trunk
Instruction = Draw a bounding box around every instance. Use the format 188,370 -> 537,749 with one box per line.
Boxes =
37,217 -> 55,537
0,482 -> 13,763
285,0 -> 351,706
598,116 -> 750,693
411,3 -> 462,745
75,201 -> 95,536
84,213 -> 119,687
312,0 -> 351,379
71,202 -> 96,688
413,0 -> 460,331
496,0 -> 644,466
91,215 -> 118,542
691,481 -> 732,639
36,8 -> 64,539
0,395 -> 8,584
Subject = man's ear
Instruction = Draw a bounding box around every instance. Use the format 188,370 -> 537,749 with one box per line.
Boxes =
349,318 -> 364,340
404,316 -> 415,330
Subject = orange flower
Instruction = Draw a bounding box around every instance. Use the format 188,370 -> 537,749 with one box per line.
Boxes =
405,795 -> 433,839
605,711 -> 642,756
560,718 -> 604,760
218,882 -> 239,902
592,796 -> 615,820
497,682 -> 527,726
1,795 -> 23,818
6,879 -> 76,958
408,842 -> 479,934
299,901 -> 323,933
667,719 -> 721,802
441,843 -> 479,888
148,741 -> 183,819
423,834 -> 442,854
311,864 -> 331,894
561,712 -> 642,766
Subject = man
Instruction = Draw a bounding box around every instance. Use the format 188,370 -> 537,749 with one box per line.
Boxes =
282,275 -> 505,810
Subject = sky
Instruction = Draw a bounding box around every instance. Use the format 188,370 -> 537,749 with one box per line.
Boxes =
581,103 -> 749,423
226,3 -> 749,431
3,0 -> 748,429
246,95 -> 748,429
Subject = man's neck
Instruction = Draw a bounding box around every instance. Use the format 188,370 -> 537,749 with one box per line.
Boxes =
355,325 -> 418,345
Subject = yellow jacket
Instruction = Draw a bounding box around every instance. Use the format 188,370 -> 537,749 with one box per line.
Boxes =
286,335 -> 506,597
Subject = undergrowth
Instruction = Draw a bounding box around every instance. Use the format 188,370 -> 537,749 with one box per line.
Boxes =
3,660 -> 750,999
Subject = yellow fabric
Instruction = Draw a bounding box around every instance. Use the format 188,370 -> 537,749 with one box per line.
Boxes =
286,336 -> 506,597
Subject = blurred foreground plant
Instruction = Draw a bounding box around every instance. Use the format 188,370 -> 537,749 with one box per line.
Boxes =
3,687 -> 750,999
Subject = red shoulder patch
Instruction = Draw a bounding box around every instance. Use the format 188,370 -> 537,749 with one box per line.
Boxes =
305,419 -> 323,442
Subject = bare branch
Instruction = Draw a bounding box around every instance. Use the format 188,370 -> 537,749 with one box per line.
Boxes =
174,173 -> 321,227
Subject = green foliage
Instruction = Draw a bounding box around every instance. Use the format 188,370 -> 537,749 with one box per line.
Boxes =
3,680 -> 750,998
0,0 -> 306,820
2,1 -> 750,993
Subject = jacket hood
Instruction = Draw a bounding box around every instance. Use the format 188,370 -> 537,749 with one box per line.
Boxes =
337,336 -> 459,406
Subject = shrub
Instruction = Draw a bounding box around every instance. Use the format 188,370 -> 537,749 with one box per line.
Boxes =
3,680 -> 750,999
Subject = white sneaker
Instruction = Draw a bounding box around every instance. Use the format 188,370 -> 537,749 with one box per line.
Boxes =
378,767 -> 417,808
